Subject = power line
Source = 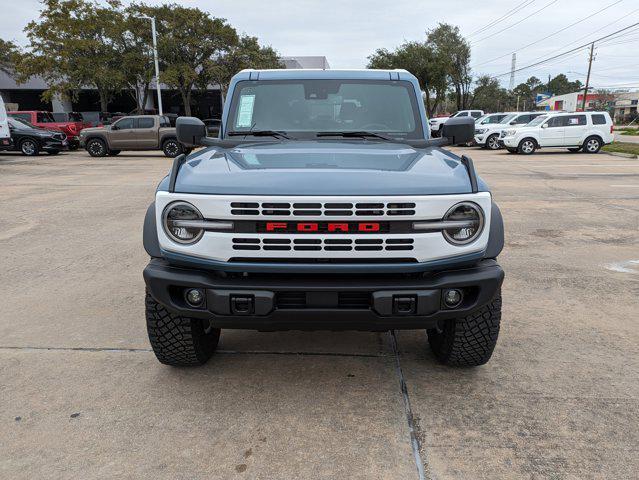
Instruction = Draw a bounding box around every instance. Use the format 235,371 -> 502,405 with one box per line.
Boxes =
490,21 -> 639,78
472,0 -> 624,69
521,6 -> 639,66
467,0 -> 536,38
471,0 -> 558,45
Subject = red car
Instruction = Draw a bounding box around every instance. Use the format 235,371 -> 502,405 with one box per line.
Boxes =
7,111 -> 83,149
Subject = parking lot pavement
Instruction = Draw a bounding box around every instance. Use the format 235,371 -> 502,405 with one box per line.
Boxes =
1,148 -> 638,479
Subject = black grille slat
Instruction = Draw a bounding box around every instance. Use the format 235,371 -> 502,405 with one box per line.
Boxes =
324,239 -> 352,245
232,245 -> 260,250
262,209 -> 290,216
324,210 -> 353,216
387,210 -> 416,216
293,203 -> 321,208
386,239 -> 414,244
263,238 -> 291,244
276,292 -> 306,308
231,209 -> 260,215
355,239 -> 383,244
232,238 -> 260,244
294,239 -> 321,244
385,245 -> 414,251
356,210 -> 384,216
324,246 -> 352,251
355,246 -> 383,251
294,246 -> 322,251
263,245 -> 291,251
293,210 -> 322,216
338,292 -> 371,309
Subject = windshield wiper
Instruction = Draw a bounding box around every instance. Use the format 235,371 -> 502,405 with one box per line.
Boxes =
227,130 -> 292,139
316,131 -> 396,141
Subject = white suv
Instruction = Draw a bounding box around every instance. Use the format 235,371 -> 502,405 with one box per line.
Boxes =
475,112 -> 545,150
429,109 -> 484,136
501,111 -> 614,154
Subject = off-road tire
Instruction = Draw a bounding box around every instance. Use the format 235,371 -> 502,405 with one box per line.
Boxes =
427,292 -> 501,367
583,136 -> 602,154
108,149 -> 121,156
145,293 -> 220,366
486,133 -> 501,150
86,138 -> 107,157
162,138 -> 183,158
517,138 -> 536,155
20,138 -> 40,156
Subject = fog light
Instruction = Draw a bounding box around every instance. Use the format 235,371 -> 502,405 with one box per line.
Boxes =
185,288 -> 205,307
443,289 -> 463,308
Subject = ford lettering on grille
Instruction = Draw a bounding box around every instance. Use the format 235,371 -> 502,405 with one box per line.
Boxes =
261,221 -> 386,233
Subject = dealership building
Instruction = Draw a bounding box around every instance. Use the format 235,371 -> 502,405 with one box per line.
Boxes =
0,56 -> 329,118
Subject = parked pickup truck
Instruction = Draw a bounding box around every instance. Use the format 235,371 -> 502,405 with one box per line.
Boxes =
8,110 -> 83,149
142,69 -> 505,368
79,115 -> 187,157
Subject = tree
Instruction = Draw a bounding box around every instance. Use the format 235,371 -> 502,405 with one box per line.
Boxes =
367,41 -> 448,117
472,75 -> 512,112
427,24 -> 472,111
132,3 -> 237,116
206,35 -> 283,103
19,0 -> 127,111
513,76 -> 544,111
0,39 -> 20,75
547,74 -> 583,96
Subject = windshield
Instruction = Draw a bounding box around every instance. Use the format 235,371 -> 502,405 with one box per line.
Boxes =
37,112 -> 56,123
227,79 -> 423,139
499,114 -> 518,124
527,115 -> 548,126
478,114 -> 506,125
9,117 -> 37,129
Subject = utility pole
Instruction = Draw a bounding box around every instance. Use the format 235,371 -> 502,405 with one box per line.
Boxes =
139,16 -> 163,115
509,53 -> 516,91
516,95 -> 520,111
581,42 -> 595,112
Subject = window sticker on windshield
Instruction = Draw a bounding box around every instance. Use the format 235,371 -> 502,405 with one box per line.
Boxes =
236,94 -> 255,128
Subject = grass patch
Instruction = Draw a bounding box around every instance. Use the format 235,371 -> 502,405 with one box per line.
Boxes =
620,129 -> 639,135
603,142 -> 639,157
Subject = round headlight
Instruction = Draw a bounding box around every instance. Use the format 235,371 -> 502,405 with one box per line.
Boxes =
162,201 -> 204,244
442,202 -> 484,245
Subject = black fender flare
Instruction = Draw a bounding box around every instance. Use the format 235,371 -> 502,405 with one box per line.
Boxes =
143,202 -> 162,258
485,201 -> 504,259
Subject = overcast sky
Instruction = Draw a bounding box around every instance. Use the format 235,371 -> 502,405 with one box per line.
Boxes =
3,0 -> 639,90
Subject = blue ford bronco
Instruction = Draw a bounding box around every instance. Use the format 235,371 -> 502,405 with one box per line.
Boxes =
143,69 -> 504,367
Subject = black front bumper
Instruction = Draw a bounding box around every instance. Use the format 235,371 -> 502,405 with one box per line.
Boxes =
144,258 -> 504,331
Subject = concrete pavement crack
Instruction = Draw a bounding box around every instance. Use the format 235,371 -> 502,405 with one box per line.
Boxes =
390,330 -> 430,480
0,345 -> 388,358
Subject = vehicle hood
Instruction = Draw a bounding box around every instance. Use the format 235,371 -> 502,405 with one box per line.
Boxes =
80,126 -> 110,134
478,122 -> 514,130
165,140 -> 487,195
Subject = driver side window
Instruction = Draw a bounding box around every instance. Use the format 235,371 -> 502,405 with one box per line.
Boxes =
114,118 -> 134,130
546,117 -> 565,128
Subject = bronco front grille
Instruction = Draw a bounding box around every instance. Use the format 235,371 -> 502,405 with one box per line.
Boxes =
232,237 -> 414,252
230,202 -> 416,217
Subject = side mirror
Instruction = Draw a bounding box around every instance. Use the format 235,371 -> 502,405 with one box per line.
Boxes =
177,116 -> 207,147
509,121 -> 516,125
441,116 -> 474,145
111,124 -> 118,130
541,123 -> 549,129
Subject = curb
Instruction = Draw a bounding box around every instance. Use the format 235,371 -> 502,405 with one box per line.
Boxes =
601,151 -> 638,159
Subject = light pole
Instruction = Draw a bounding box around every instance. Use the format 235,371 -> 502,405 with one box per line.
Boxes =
138,16 -> 163,115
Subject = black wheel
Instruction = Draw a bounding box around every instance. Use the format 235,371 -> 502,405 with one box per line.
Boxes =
583,136 -> 602,154
517,138 -> 536,155
162,138 -> 183,158
427,293 -> 501,367
68,144 -> 79,151
86,138 -> 107,157
486,133 -> 501,150
506,148 -> 518,154
108,149 -> 121,156
46,150 -> 60,155
568,147 -> 581,153
146,293 -> 220,366
19,138 -> 40,156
